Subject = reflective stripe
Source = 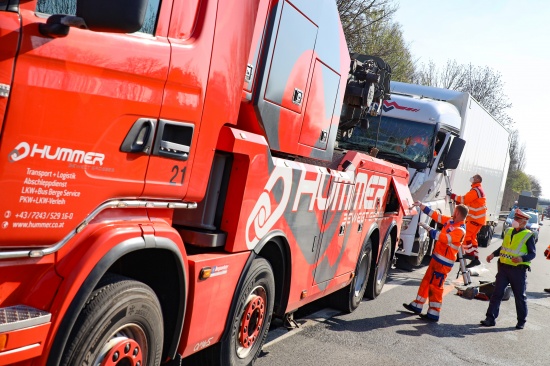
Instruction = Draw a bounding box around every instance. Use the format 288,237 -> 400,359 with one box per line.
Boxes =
416,295 -> 426,303
432,211 -> 443,224
468,213 -> 486,219
519,233 -> 532,246
448,242 -> 460,250
433,253 -> 454,267
473,187 -> 484,197
446,234 -> 452,243
502,246 -> 527,256
500,253 -> 516,260
502,232 -> 532,256
411,302 -> 423,312
434,231 -> 441,241
427,308 -> 440,320
469,206 -> 487,212
429,301 -> 442,308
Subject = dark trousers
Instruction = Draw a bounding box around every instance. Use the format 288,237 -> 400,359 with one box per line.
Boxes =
486,262 -> 528,323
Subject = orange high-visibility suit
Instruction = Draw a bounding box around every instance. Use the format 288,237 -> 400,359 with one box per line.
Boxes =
451,183 -> 486,259
407,207 -> 466,321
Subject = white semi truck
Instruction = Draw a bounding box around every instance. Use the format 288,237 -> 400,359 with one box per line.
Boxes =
337,82 -> 510,267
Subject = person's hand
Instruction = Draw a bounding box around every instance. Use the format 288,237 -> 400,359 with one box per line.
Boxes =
412,201 -> 422,207
486,253 -> 494,263
511,256 -> 522,263
446,188 -> 452,196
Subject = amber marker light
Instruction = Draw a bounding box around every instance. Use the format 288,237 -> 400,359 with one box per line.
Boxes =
199,267 -> 212,280
0,334 -> 7,351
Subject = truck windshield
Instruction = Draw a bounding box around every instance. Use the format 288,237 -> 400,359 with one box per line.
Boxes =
337,116 -> 437,165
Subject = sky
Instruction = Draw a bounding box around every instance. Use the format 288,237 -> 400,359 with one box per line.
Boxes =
393,0 -> 550,198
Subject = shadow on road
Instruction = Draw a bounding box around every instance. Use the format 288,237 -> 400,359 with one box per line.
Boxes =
527,291 -> 550,299
323,310 -> 517,338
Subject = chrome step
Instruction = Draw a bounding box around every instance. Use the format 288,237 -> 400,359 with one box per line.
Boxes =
0,306 -> 51,333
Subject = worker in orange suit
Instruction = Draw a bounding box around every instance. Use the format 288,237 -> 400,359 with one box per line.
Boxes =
403,201 -> 468,322
448,174 -> 486,268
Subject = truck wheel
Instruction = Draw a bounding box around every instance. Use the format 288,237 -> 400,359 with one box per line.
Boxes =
60,274 -> 163,366
408,236 -> 429,267
477,224 -> 493,247
220,257 -> 275,366
329,238 -> 373,313
366,235 -> 392,299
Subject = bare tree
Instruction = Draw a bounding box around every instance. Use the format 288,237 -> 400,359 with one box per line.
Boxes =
36,0 -> 76,14
456,63 -> 513,126
411,60 -> 438,88
413,60 -> 514,128
36,0 -> 158,35
516,141 -> 527,172
438,60 -> 465,90
508,129 -> 521,171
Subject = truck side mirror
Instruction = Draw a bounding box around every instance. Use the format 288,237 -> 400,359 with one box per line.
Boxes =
442,137 -> 465,170
77,0 -> 149,33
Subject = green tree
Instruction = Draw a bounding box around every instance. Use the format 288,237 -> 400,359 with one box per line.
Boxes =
509,170 -> 531,193
337,0 -> 415,81
529,175 -> 542,198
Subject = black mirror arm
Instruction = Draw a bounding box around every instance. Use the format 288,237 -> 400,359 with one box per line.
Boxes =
39,14 -> 87,38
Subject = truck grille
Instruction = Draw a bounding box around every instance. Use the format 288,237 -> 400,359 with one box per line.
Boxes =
0,306 -> 51,333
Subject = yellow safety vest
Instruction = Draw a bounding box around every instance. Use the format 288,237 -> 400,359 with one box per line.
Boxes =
500,228 -> 532,267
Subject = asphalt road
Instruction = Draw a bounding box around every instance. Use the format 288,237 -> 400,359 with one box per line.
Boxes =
256,219 -> 550,366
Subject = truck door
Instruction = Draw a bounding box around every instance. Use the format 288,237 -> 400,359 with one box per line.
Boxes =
142,0 -> 258,203
141,0 -> 212,200
0,1 -> 170,245
312,175 -> 356,286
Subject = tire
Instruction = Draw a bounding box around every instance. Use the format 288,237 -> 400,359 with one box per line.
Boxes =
329,237 -> 373,313
60,274 -> 164,366
217,257 -> 275,366
366,235 -> 392,299
407,236 -> 429,267
477,225 -> 491,248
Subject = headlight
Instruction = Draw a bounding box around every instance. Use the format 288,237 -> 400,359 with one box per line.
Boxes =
401,216 -> 413,231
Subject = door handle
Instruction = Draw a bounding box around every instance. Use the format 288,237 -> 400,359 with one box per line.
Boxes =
120,118 -> 156,154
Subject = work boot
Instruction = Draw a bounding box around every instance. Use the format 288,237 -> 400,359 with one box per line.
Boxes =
480,318 -> 496,327
402,303 -> 421,314
516,322 -> 525,330
544,288 -> 550,293
466,258 -> 481,268
419,313 -> 438,323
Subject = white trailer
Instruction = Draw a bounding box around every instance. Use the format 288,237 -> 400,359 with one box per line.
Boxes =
336,82 -> 510,267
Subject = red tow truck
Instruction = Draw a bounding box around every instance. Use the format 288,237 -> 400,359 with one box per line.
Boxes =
0,0 -> 415,365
